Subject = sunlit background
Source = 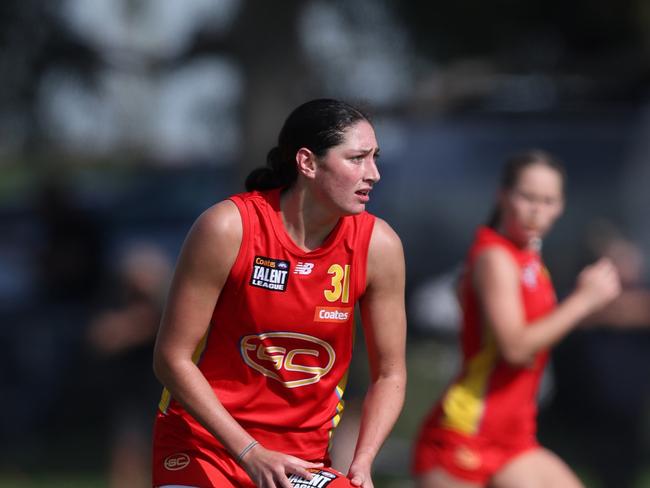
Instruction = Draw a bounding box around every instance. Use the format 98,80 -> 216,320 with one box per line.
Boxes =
1,1 -> 649,487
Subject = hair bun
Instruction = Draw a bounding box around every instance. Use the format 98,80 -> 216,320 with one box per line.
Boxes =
266,147 -> 283,170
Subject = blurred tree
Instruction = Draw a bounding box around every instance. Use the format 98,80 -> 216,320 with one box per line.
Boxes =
391,0 -> 644,63
0,0 -> 101,154
228,0 -> 312,183
390,0 -> 650,106
1,0 -> 648,161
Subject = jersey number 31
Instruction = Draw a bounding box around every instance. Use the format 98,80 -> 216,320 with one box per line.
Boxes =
324,264 -> 350,303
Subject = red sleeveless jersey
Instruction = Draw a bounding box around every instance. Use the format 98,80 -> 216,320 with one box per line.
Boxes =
437,226 -> 556,443
155,189 -> 376,461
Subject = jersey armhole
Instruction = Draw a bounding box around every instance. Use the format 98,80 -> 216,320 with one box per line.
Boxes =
225,195 -> 251,289
355,213 -> 376,298
468,242 -> 515,272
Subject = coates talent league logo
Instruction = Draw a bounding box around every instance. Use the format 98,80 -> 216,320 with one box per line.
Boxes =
250,256 -> 290,291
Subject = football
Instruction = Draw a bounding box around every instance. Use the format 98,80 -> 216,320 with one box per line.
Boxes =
288,466 -> 354,487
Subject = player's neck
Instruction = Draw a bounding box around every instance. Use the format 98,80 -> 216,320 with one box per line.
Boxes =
280,186 -> 340,252
496,224 -> 542,253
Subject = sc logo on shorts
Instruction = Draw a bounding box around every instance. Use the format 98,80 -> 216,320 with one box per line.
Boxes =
240,332 -> 336,388
164,453 -> 190,471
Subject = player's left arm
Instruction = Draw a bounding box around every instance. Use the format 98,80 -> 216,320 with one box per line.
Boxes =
349,218 -> 407,488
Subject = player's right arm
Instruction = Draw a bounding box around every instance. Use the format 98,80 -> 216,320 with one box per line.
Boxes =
474,247 -> 620,367
153,200 -> 321,488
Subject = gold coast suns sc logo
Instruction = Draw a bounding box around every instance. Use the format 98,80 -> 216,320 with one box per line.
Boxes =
240,332 -> 335,388
163,453 -> 190,471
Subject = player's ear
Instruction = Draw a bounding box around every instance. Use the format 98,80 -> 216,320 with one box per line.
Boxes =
296,148 -> 317,179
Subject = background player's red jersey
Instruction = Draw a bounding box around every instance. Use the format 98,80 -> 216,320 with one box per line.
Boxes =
414,226 -> 557,480
154,189 -> 375,463
440,226 -> 556,442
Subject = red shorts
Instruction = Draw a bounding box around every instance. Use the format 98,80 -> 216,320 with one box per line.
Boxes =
152,412 -> 331,487
412,426 -> 538,484
153,417 -> 254,488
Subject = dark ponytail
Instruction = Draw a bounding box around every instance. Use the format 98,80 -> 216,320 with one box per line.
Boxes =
245,99 -> 370,191
245,147 -> 297,191
486,207 -> 502,230
487,149 -> 566,229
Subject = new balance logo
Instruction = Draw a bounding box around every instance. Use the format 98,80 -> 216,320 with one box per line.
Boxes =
294,262 -> 314,275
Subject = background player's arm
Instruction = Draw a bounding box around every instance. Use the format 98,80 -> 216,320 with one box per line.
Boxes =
153,201 -> 321,486
582,289 -> 650,328
351,218 -> 407,488
474,247 -> 620,366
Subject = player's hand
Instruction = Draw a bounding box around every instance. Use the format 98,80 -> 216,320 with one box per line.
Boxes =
348,458 -> 373,488
240,444 -> 323,488
575,257 -> 621,313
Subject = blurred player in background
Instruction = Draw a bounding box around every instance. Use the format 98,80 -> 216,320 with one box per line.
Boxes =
152,98 -> 407,488
412,150 -> 621,488
87,242 -> 171,488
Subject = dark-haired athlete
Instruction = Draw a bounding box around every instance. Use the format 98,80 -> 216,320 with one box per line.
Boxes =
152,99 -> 406,488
